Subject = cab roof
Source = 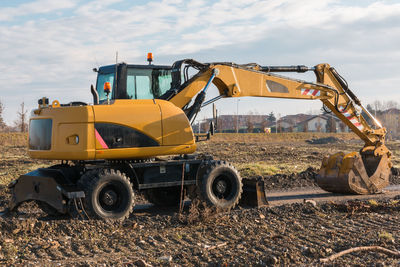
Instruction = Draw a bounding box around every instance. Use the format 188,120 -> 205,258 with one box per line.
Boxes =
98,63 -> 172,73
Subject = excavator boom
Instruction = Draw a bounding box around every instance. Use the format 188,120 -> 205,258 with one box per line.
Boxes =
164,60 -> 391,194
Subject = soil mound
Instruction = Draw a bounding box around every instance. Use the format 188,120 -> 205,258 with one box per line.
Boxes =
262,167 -> 318,190
305,136 -> 343,144
390,167 -> 400,184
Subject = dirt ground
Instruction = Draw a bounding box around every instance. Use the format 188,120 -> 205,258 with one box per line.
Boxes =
0,133 -> 399,266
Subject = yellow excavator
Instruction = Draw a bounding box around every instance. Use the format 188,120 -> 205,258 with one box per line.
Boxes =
6,54 -> 391,220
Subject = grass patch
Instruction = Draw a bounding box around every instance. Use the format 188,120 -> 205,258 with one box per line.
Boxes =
237,162 -> 280,176
378,231 -> 394,242
236,162 -> 313,177
368,199 -> 378,206
390,199 -> 399,205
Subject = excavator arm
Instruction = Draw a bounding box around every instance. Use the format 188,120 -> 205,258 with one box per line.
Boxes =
163,60 -> 391,194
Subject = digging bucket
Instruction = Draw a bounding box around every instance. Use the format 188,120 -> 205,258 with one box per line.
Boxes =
316,149 -> 391,195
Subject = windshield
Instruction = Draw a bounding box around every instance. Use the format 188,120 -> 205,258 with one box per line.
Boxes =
127,68 -> 171,99
96,71 -> 115,102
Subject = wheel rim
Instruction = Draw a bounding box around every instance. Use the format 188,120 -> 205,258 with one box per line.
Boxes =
98,181 -> 129,213
212,174 -> 234,200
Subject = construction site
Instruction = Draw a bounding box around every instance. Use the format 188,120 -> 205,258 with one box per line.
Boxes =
1,1 -> 400,264
0,55 -> 398,265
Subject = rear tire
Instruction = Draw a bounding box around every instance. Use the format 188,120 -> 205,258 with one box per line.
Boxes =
77,169 -> 134,220
199,161 -> 242,210
144,187 -> 182,207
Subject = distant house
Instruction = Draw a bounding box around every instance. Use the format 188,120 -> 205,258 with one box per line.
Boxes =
276,114 -> 313,132
215,114 -> 270,133
297,115 -> 349,133
196,113 -> 350,133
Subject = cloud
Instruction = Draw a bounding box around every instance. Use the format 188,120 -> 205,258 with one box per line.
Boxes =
0,0 -> 77,22
0,0 -> 400,124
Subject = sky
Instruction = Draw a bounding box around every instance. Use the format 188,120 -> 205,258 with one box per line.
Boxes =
1,0 -> 400,125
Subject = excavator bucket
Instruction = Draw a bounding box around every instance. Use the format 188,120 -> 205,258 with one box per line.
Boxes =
316,150 -> 391,195
240,178 -> 269,207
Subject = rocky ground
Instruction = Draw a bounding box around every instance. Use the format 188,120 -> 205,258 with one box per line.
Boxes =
0,133 -> 399,266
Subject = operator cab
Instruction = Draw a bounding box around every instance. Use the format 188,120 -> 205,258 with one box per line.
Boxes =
95,63 -> 172,103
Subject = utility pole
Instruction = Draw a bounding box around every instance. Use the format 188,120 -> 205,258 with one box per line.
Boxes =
276,113 -> 281,133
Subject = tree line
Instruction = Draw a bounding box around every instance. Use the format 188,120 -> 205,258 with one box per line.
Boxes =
0,99 -> 27,132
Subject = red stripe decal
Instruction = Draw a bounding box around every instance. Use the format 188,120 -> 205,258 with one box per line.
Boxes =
95,129 -> 108,149
311,90 -> 319,96
302,89 -> 310,95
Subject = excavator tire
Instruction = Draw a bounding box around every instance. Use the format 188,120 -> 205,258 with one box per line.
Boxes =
144,187 -> 182,207
199,161 -> 242,210
76,169 -> 134,221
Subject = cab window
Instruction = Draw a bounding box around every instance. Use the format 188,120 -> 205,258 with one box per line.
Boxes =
127,68 -> 171,99
96,72 -> 115,102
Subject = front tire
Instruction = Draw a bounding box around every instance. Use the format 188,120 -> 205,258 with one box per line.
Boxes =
199,161 -> 242,210
77,169 -> 134,220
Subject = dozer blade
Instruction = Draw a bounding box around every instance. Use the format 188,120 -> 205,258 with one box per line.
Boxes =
8,167 -> 85,213
240,178 -> 269,207
316,150 -> 391,195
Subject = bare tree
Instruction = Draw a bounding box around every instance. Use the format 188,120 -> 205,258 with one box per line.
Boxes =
303,122 -> 308,132
246,112 -> 254,133
373,100 -> 383,112
260,118 -> 268,132
246,120 -> 254,133
0,99 -> 5,131
315,119 -> 323,132
15,102 -> 28,132
326,116 -> 336,133
339,122 -> 346,133
384,100 -> 398,110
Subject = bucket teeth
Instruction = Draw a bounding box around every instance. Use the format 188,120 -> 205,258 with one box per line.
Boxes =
316,151 -> 390,195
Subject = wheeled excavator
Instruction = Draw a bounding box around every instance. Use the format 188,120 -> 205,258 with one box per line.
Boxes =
5,54 -> 392,220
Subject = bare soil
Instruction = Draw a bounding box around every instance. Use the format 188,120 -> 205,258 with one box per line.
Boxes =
0,133 -> 399,266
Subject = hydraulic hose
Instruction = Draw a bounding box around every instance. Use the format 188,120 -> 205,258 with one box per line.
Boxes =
261,65 -> 313,73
